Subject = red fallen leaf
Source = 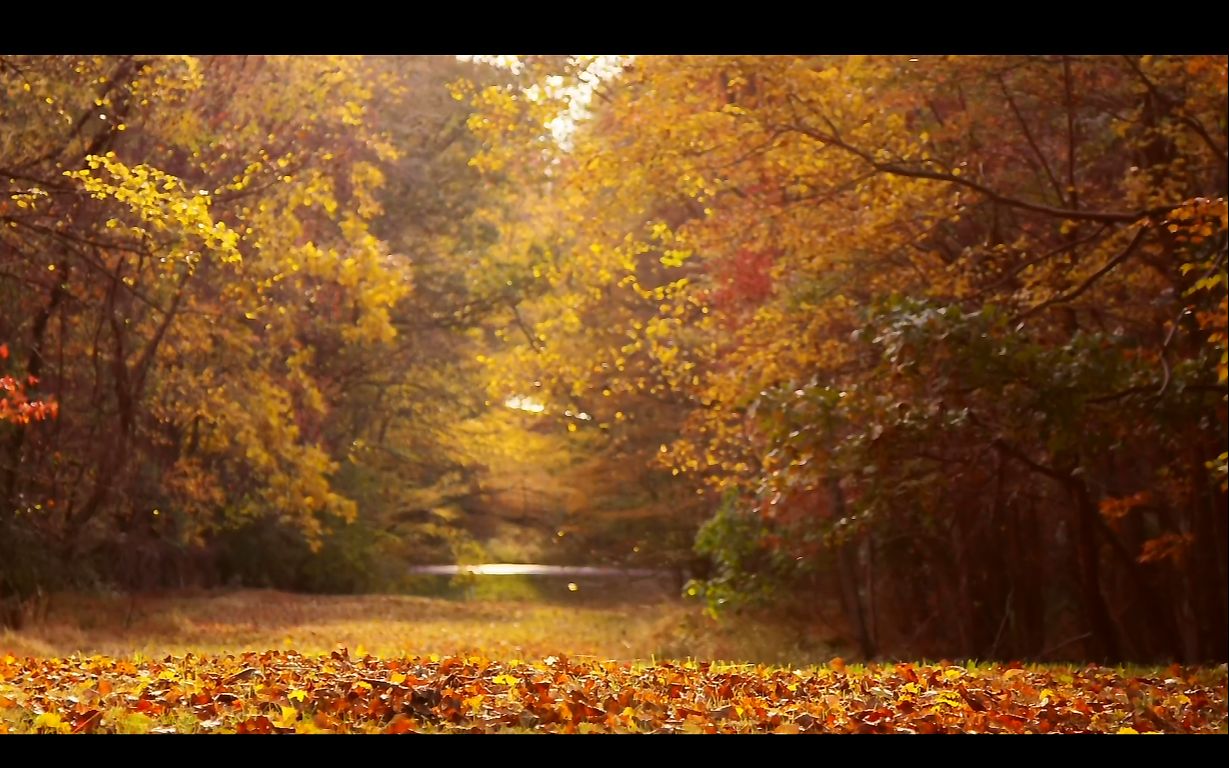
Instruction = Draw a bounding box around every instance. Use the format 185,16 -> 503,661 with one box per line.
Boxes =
1146,705 -> 1179,731
990,712 -> 1031,731
313,711 -> 335,730
71,710 -> 102,734
136,698 -> 164,715
385,714 -> 418,734
236,716 -> 273,734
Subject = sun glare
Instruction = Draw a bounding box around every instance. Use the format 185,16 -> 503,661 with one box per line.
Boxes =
504,395 -> 545,413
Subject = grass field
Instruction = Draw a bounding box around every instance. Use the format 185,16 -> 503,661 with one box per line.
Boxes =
0,588 -> 843,663
1,590 -> 1225,733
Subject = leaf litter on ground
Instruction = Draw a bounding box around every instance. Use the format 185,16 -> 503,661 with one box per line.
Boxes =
1,650 -> 1224,733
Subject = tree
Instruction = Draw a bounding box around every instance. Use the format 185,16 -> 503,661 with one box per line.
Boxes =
464,54 -> 1228,661
1,55 -> 406,594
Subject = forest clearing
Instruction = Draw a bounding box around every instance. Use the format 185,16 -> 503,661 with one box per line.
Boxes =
2,590 -> 1225,733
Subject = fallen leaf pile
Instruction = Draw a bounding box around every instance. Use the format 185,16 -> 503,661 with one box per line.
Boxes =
1,651 -> 1224,733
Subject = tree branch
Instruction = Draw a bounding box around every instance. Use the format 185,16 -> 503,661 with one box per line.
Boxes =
996,73 -> 1067,206
1013,225 -> 1149,322
781,121 -> 1176,225
1120,55 -> 1228,162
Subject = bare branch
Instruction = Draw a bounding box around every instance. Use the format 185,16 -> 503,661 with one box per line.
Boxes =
996,73 -> 1067,207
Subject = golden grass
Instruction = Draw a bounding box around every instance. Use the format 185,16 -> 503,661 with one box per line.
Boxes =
1,589 -> 845,665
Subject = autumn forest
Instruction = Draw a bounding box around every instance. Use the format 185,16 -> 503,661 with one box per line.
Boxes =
0,55 -> 1226,734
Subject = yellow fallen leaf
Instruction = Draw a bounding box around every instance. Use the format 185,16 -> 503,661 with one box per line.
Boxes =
33,712 -> 71,733
274,705 -> 299,728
